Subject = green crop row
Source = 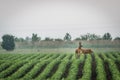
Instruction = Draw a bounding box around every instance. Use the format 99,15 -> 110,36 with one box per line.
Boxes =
105,53 -> 116,61
107,59 -> 120,80
101,53 -> 120,80
0,52 -> 120,80
7,60 -> 38,79
66,54 -> 84,80
80,54 -> 92,80
50,60 -> 70,80
0,61 -> 27,79
0,61 -> 13,72
49,54 -> 72,80
36,60 -> 60,80
94,54 -> 106,80
22,53 -> 59,80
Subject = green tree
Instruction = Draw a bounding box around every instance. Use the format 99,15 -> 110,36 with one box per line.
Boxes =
1,34 -> 15,51
14,37 -> 19,42
44,37 -> 53,41
114,37 -> 120,40
32,33 -> 40,42
80,35 -> 88,40
64,33 -> 72,41
74,37 -> 81,41
102,32 -> 112,40
25,36 -> 31,42
80,33 -> 102,40
14,37 -> 25,42
55,38 -> 63,41
88,33 -> 102,40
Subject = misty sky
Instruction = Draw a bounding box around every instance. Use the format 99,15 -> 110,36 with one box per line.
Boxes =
0,0 -> 120,40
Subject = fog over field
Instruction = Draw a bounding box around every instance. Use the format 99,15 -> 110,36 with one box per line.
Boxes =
0,0 -> 120,40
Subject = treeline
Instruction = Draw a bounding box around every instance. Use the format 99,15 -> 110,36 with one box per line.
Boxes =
14,32 -> 120,42
1,32 -> 120,51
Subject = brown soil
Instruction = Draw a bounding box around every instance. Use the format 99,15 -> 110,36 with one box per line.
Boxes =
60,62 -> 71,79
46,62 -> 60,79
91,54 -> 97,80
115,61 -> 120,72
33,64 -> 47,78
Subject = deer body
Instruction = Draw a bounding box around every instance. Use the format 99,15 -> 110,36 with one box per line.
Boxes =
75,48 -> 82,58
75,42 -> 93,58
81,48 -> 93,54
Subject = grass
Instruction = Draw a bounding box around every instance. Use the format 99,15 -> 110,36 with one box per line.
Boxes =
0,47 -> 120,54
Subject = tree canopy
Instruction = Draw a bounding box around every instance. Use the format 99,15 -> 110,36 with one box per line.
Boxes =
64,33 -> 72,41
1,34 -> 15,51
102,32 -> 112,40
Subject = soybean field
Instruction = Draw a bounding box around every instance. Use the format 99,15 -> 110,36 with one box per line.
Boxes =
0,53 -> 120,80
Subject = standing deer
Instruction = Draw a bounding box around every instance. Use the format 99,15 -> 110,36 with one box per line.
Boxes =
75,42 -> 83,58
75,42 -> 93,58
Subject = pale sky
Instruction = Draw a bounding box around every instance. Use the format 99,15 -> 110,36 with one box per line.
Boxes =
0,0 -> 120,40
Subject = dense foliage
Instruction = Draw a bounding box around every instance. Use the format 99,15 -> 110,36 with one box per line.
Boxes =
0,53 -> 120,80
1,34 -> 15,51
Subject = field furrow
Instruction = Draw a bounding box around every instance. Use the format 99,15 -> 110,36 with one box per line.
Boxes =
0,52 -> 119,80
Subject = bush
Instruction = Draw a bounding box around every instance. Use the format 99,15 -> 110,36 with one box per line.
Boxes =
1,34 -> 15,51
